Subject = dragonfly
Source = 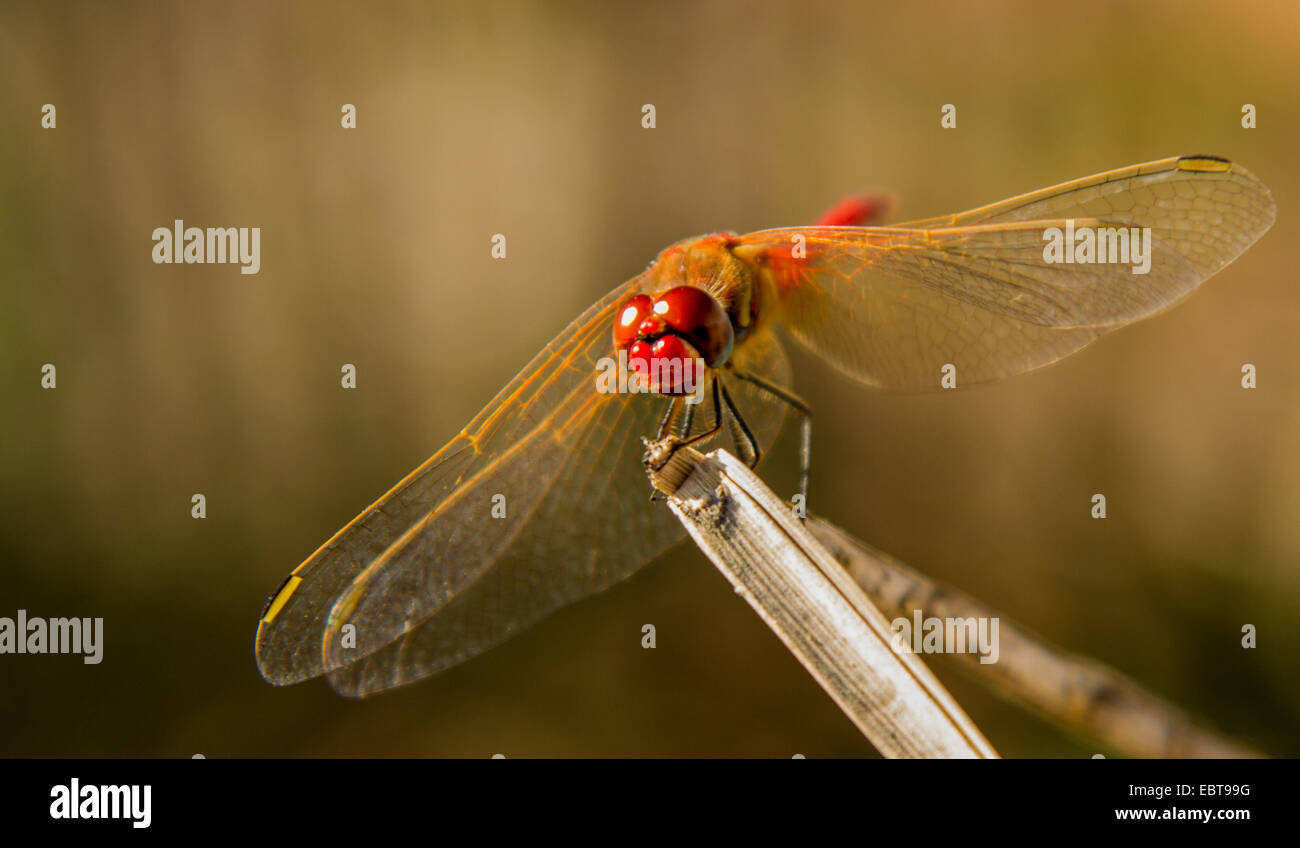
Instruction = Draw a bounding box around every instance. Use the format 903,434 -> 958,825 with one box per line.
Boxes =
256,154 -> 1275,697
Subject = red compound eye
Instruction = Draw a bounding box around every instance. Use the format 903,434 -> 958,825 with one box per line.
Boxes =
628,334 -> 701,395
638,316 -> 665,337
613,294 -> 654,350
628,339 -> 653,374
613,286 -> 731,394
650,286 -> 733,367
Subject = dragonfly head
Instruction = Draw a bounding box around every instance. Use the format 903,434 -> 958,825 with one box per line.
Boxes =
613,286 -> 733,395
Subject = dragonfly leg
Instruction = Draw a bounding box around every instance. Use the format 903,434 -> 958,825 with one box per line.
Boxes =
727,367 -> 812,510
643,378 -> 721,500
654,396 -> 680,442
678,392 -> 697,439
648,398 -> 682,501
718,380 -> 759,468
678,375 -> 722,448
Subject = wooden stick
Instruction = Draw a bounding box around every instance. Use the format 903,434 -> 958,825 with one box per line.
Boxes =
807,518 -> 1257,758
647,444 -> 998,759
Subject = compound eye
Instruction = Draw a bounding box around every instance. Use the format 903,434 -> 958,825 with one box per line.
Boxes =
629,334 -> 701,395
613,294 -> 654,350
653,286 -> 734,367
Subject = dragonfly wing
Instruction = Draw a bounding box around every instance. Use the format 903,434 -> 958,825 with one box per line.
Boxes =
896,155 -> 1274,234
325,327 -> 792,696
257,273 -> 793,696
255,276 -> 662,686
733,155 -> 1275,389
321,370 -> 677,695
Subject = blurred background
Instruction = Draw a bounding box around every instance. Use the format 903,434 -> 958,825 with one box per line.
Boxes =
0,0 -> 1296,757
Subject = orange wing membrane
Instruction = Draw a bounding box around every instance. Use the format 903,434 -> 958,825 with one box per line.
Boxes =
734,155 -> 1275,389
256,272 -> 791,696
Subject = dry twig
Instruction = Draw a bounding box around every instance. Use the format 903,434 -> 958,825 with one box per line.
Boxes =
647,444 -> 999,759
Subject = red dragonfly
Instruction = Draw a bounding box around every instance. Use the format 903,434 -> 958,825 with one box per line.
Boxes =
257,155 -> 1275,696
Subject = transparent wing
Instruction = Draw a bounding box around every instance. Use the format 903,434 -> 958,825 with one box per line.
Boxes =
733,155 -> 1276,389
256,274 -> 791,696
325,329 -> 790,696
